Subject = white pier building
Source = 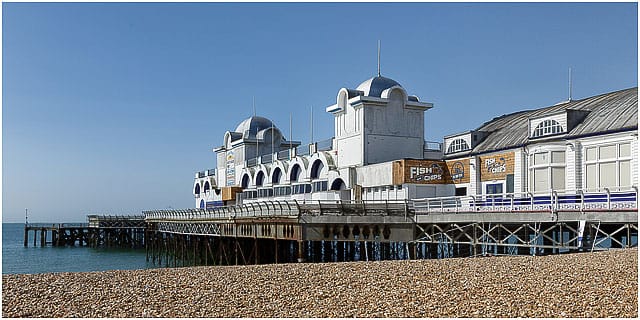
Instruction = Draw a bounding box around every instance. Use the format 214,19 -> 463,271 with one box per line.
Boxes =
193,74 -> 638,210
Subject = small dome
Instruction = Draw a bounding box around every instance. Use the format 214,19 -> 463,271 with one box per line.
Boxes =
356,76 -> 403,97
234,116 -> 274,138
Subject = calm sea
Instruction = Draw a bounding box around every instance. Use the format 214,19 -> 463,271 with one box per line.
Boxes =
2,223 -> 153,274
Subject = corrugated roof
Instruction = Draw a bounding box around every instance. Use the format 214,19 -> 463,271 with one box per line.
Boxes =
470,87 -> 638,154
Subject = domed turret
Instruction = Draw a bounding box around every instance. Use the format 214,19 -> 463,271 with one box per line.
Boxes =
355,76 -> 403,97
234,116 -> 273,139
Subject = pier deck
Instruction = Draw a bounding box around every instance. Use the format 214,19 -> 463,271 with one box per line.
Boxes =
144,189 -> 638,266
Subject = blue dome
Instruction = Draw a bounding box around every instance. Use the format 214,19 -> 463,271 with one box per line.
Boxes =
356,76 -> 403,97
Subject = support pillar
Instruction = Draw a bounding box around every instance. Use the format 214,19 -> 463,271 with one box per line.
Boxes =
297,240 -> 305,263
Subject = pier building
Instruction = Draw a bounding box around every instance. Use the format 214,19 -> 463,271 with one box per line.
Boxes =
194,75 -> 638,208
145,72 -> 636,266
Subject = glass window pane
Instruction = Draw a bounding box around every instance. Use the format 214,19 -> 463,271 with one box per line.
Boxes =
599,145 -> 616,160
619,143 -> 631,157
586,164 -> 597,190
534,167 -> 548,192
551,151 -> 565,164
599,162 -> 616,188
534,153 -> 548,165
551,167 -> 565,191
586,147 -> 597,161
620,161 -> 631,187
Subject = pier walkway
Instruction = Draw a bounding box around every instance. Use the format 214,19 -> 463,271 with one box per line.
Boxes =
144,188 -> 637,265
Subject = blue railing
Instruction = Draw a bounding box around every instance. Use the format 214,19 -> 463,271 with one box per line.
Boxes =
413,187 -> 638,214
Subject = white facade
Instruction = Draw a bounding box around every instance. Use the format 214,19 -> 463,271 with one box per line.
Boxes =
193,74 -> 637,207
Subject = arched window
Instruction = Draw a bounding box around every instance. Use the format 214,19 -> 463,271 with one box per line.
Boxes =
199,199 -> 205,209
272,167 -> 282,184
310,160 -> 324,179
447,139 -> 470,154
255,171 -> 265,187
290,164 -> 301,182
194,183 -> 201,195
330,178 -> 346,191
241,174 -> 250,189
532,120 -> 564,138
203,181 -> 210,193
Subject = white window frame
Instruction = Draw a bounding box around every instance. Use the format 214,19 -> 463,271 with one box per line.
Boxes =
447,138 -> 470,154
583,141 -> 633,192
528,148 -> 566,194
531,119 -> 564,138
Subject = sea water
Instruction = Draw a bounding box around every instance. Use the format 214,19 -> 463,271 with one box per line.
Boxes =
2,223 -> 152,274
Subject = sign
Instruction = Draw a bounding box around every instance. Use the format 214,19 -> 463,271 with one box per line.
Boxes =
479,152 -> 514,181
394,159 -> 449,185
226,151 -> 235,186
446,159 -> 470,184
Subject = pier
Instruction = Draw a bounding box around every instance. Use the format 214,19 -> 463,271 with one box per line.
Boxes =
23,215 -> 146,248
144,188 -> 638,267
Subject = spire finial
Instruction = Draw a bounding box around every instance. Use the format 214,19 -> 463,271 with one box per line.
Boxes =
568,67 -> 573,101
377,40 -> 381,77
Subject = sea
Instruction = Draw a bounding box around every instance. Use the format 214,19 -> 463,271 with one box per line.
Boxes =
2,223 -> 152,274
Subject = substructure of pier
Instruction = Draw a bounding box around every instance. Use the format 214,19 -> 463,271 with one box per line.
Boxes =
143,196 -> 638,267
23,215 -> 146,248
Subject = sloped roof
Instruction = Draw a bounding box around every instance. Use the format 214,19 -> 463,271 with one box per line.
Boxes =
471,87 -> 638,154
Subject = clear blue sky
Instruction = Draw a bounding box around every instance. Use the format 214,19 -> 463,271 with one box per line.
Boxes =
2,2 -> 637,222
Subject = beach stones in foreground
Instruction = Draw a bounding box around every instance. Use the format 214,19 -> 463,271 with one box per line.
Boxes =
2,248 -> 637,318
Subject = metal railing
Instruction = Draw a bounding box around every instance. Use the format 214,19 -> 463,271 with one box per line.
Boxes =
144,199 -> 411,221
316,138 -> 333,151
296,145 -> 310,156
277,150 -> 290,160
424,141 -> 443,151
412,187 -> 638,214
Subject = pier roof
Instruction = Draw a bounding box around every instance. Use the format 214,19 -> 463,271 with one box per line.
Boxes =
470,87 -> 638,154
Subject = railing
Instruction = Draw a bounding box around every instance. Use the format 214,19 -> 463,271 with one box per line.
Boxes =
277,150 -> 290,160
144,199 -> 411,221
296,145 -> 310,156
316,138 -> 333,151
25,223 -> 90,228
144,200 -> 302,220
246,158 -> 258,167
262,154 -> 273,163
424,141 -> 443,151
412,187 -> 638,214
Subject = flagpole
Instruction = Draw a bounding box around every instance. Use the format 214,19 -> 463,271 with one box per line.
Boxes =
253,97 -> 258,165
310,106 -> 313,146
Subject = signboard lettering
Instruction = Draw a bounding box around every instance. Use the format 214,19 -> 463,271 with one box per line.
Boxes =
226,151 -> 235,186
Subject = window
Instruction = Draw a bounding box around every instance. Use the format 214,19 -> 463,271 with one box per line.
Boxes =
486,183 -> 503,195
455,187 -> 467,196
290,165 -> 301,182
506,174 -> 514,193
243,190 -> 257,199
532,119 -> 564,138
584,142 -> 632,190
255,171 -> 265,187
292,184 -> 312,194
447,138 -> 470,154
312,180 -> 328,192
274,186 -> 291,196
272,168 -> 282,184
310,160 -> 324,179
529,150 -> 566,193
257,188 -> 273,198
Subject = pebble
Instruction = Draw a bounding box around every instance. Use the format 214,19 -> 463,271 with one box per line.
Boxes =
2,249 -> 637,317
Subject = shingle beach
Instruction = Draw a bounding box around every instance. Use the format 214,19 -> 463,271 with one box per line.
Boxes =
2,248 -> 637,318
